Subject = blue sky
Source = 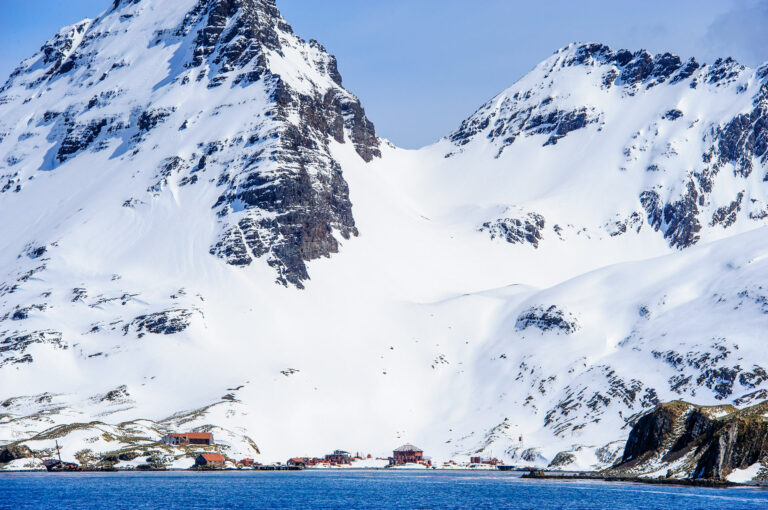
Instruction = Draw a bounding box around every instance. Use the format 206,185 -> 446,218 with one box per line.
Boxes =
1,0 -> 767,148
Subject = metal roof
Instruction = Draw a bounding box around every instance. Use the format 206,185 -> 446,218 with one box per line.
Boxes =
166,432 -> 212,439
393,444 -> 423,453
185,432 -> 212,439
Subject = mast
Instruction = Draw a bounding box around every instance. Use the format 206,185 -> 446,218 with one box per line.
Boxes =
55,440 -> 62,463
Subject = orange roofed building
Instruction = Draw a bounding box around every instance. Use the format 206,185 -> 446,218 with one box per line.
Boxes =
195,453 -> 226,467
162,432 -> 214,446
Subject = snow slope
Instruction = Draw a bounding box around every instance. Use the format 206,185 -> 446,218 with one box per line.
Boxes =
2,0 -> 768,471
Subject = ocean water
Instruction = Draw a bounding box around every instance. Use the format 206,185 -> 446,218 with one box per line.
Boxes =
1,470 -> 767,509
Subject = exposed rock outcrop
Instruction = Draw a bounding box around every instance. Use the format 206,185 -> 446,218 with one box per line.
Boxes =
0,331 -> 65,368
515,305 -> 578,334
481,212 -> 545,248
172,0 -> 381,288
0,445 -> 33,464
608,400 -> 768,481
548,451 -> 576,468
126,309 -> 195,336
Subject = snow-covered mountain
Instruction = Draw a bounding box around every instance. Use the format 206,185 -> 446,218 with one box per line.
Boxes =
2,0 -> 768,473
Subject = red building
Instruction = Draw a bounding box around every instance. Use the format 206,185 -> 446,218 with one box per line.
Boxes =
195,453 -> 226,467
239,458 -> 255,467
162,432 -> 214,446
325,450 -> 352,464
391,444 -> 424,465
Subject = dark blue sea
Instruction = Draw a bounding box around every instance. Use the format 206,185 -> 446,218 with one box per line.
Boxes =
2,470 -> 768,509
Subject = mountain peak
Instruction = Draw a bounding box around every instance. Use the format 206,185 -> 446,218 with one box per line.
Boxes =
0,0 -> 379,288
110,0 -> 142,9
552,43 -> 700,88
447,41 -> 758,160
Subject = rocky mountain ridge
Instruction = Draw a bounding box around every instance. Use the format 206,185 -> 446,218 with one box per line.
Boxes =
1,0 -> 379,288
447,42 -> 768,251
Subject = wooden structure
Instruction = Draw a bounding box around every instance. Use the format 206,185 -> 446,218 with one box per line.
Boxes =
391,444 -> 424,465
162,432 -> 213,446
324,450 -> 351,464
195,453 -> 226,467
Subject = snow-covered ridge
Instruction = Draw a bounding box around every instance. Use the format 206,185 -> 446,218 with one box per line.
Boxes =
440,42 -> 768,252
0,0 -> 379,288
2,1 -> 768,472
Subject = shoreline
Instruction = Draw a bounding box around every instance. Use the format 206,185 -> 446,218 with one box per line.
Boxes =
520,471 -> 740,488
0,467 -> 764,488
0,466 -> 503,474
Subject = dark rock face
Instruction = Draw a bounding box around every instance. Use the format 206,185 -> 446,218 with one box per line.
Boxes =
136,108 -> 174,137
548,451 -> 576,467
605,212 -> 643,236
481,213 -> 545,248
101,385 -> 130,402
178,0 -> 285,70
618,51 -> 656,85
640,180 -> 702,249
670,58 -> 701,84
71,287 -> 87,302
6,304 -> 47,321
561,44 -> 692,89
621,402 -> 680,462
21,245 -> 47,260
705,58 -> 745,86
740,366 -> 768,389
0,445 -> 33,463
0,331 -> 65,368
710,86 -> 768,179
57,118 -> 110,162
711,192 -> 744,228
536,108 -> 596,146
694,418 -> 768,479
515,305 -> 578,334
209,72 -> 373,287
650,340 -> 753,401
450,99 -> 601,156
163,0 -> 381,288
127,309 -> 193,336
612,400 -> 768,480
